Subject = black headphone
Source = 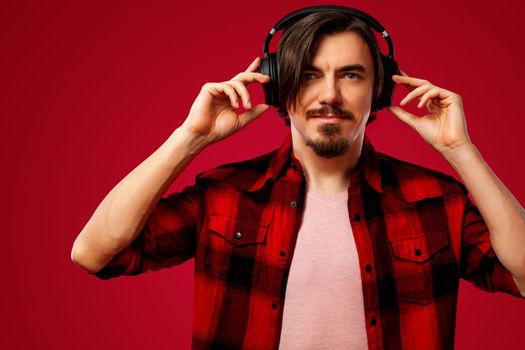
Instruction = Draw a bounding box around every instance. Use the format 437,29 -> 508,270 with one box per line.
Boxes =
259,5 -> 399,111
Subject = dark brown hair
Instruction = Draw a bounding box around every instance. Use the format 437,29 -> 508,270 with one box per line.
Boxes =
277,11 -> 384,125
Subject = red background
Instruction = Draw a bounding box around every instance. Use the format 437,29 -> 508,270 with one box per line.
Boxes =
2,0 -> 524,349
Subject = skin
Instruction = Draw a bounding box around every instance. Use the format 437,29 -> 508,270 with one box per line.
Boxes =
71,29 -> 525,297
71,59 -> 271,272
287,31 -> 375,195
388,75 -> 525,295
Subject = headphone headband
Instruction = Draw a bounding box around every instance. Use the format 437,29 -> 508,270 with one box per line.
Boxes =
259,5 -> 399,112
263,5 -> 394,59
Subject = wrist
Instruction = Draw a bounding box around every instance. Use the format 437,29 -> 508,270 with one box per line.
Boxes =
171,125 -> 212,156
440,141 -> 481,171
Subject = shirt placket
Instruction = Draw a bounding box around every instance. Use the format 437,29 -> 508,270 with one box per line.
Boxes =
348,176 -> 385,350
267,165 -> 307,350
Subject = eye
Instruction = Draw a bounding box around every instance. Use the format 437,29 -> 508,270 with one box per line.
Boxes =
344,73 -> 359,80
303,72 -> 318,80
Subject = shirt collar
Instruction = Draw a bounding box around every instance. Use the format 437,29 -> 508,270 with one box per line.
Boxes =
198,132 -> 383,193
359,134 -> 383,193
271,132 -> 383,193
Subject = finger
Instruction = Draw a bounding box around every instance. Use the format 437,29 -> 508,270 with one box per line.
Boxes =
217,83 -> 240,109
245,57 -> 261,72
238,104 -> 270,127
232,71 -> 270,84
393,75 -> 430,90
418,89 -> 441,109
400,83 -> 434,106
392,75 -> 416,92
388,105 -> 418,130
226,80 -> 252,109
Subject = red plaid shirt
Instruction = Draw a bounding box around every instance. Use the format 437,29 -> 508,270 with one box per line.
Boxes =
93,133 -> 523,349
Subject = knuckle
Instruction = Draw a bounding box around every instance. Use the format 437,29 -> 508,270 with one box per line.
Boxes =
230,80 -> 247,91
231,72 -> 246,81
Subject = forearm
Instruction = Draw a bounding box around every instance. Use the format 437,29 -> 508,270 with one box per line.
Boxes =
71,126 -> 208,273
442,143 -> 525,282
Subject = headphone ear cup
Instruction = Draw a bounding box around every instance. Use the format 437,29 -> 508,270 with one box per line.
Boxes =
372,54 -> 399,111
259,53 -> 280,106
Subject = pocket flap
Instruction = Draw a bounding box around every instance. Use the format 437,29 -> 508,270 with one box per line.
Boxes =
390,230 -> 450,263
208,214 -> 268,246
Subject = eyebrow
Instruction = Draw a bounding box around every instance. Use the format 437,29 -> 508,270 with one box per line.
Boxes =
304,64 -> 367,73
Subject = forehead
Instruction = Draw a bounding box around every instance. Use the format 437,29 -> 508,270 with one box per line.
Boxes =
310,31 -> 374,68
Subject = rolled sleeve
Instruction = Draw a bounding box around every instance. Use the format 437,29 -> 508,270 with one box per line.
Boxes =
91,185 -> 199,280
460,196 -> 524,298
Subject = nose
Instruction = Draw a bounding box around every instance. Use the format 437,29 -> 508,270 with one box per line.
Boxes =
319,77 -> 342,105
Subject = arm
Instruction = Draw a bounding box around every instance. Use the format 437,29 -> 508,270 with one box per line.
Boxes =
388,74 -> 525,297
71,58 -> 270,273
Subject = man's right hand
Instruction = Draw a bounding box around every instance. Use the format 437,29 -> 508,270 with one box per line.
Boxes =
72,58 -> 271,274
179,57 -> 271,150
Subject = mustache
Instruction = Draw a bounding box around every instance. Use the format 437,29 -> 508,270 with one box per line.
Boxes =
305,105 -> 355,120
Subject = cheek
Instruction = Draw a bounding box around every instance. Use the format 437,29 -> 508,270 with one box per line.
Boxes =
296,88 -> 316,108
344,87 -> 373,109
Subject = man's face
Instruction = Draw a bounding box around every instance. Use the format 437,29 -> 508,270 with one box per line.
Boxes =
288,30 -> 375,158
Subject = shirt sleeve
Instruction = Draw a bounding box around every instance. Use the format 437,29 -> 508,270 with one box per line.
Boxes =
460,195 -> 524,298
90,184 -> 199,280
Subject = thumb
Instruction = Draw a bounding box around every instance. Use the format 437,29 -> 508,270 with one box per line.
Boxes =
238,104 -> 270,128
388,105 -> 418,130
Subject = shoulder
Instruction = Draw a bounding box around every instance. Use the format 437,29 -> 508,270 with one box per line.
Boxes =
377,152 -> 467,202
195,148 -> 279,192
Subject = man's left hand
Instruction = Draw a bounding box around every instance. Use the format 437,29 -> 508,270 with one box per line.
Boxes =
388,73 -> 472,154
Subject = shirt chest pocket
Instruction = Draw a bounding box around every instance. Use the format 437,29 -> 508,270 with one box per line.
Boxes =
204,214 -> 268,285
389,230 -> 458,305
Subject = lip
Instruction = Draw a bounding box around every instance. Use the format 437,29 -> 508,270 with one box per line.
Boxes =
310,115 -> 347,123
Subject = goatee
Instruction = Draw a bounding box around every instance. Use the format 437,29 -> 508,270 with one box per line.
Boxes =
304,105 -> 354,158
305,123 -> 349,158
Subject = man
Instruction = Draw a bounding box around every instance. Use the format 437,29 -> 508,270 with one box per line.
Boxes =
71,7 -> 525,350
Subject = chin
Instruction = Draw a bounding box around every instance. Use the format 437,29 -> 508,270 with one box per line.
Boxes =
306,132 -> 350,158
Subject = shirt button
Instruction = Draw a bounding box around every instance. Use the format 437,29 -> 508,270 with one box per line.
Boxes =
353,214 -> 361,222
370,317 -> 377,326
290,201 -> 297,208
272,303 -> 278,310
280,250 -> 286,257
234,231 -> 242,240
415,249 -> 422,256
365,264 -> 373,272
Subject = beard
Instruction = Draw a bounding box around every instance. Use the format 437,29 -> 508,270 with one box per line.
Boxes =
305,123 -> 349,158
304,105 -> 354,158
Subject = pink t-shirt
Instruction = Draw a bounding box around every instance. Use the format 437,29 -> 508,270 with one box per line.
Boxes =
278,186 -> 368,349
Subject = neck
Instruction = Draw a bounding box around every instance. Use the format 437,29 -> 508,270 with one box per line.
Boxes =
291,129 -> 365,196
